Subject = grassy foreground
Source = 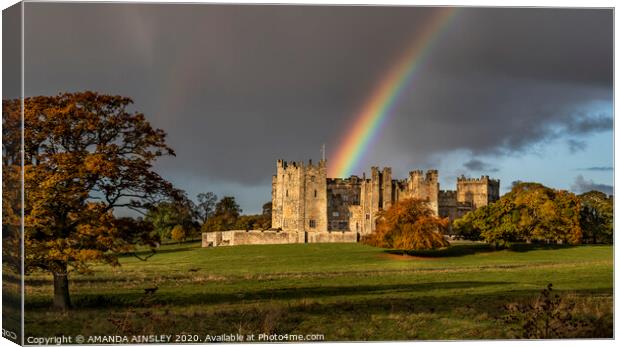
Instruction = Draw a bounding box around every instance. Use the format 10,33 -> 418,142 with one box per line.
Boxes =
23,242 -> 613,340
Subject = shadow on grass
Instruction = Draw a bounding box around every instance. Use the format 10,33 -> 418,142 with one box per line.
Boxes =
118,245 -> 198,259
387,243 -> 582,258
23,287 -> 613,339
26,281 -> 511,309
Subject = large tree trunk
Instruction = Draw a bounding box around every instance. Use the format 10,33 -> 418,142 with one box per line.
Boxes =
53,271 -> 71,310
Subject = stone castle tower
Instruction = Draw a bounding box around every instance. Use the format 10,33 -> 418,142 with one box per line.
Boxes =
271,159 -> 328,232
270,159 -> 483,235
456,175 -> 501,209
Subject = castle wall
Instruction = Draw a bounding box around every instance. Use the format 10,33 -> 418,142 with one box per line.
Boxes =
348,205 -> 363,234
327,177 -> 362,231
303,160 -> 328,232
359,178 -> 374,235
203,230 -> 356,247
438,190 -> 473,233
233,230 -> 304,245
307,231 -> 358,243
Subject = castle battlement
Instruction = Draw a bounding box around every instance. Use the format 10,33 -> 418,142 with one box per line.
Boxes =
457,175 -> 500,185
439,190 -> 457,197
407,169 -> 439,183
327,176 -> 362,185
276,159 -> 326,171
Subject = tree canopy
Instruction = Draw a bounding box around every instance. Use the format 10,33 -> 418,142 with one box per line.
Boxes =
362,198 -> 449,251
578,191 -> 613,244
453,182 -> 582,246
3,92 -> 177,310
203,196 -> 243,232
196,192 -> 218,224
145,192 -> 199,240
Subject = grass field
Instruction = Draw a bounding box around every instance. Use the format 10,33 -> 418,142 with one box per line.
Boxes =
22,242 -> 613,340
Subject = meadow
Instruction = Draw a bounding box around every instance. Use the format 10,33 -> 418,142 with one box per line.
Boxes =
22,241 -> 613,340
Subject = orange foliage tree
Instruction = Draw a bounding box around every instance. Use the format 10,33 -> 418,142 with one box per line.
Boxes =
362,198 -> 449,251
3,92 -> 178,310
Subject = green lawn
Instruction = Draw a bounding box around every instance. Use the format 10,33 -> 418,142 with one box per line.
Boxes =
23,242 -> 613,340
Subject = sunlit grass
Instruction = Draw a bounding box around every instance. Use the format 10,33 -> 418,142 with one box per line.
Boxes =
23,242 -> 613,340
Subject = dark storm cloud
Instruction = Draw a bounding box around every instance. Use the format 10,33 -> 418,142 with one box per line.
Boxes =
23,4 -> 612,194
463,159 -> 498,172
571,175 -> 613,195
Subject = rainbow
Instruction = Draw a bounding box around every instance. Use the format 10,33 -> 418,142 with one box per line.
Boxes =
329,8 -> 459,178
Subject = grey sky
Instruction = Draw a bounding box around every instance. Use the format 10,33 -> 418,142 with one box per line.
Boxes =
21,4 -> 613,213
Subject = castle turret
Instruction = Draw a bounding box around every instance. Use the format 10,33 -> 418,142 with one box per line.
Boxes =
456,175 -> 500,209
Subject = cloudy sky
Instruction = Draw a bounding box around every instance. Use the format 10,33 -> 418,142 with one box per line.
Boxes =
21,4 -> 613,213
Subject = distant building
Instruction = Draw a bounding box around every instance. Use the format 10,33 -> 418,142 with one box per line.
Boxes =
271,159 -> 500,235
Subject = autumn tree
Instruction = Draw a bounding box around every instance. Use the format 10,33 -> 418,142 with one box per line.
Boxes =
5,92 -> 177,310
170,225 -> 187,243
362,198 -> 449,251
453,182 -> 582,246
3,99 -> 23,274
578,191 -> 613,244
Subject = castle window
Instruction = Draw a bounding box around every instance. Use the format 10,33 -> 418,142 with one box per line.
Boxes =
286,189 -> 288,197
314,189 -> 317,198
309,219 -> 316,228
365,214 -> 370,220
310,176 -> 315,182
333,211 -> 340,217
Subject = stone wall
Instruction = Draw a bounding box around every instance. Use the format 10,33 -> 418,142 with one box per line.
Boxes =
233,230 -> 304,245
203,230 -> 357,247
327,176 -> 362,231
307,231 -> 358,243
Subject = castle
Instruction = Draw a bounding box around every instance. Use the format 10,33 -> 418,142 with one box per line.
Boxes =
271,159 -> 500,236
203,159 -> 499,247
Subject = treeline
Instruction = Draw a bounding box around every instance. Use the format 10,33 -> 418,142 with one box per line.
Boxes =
453,182 -> 613,246
144,192 -> 272,242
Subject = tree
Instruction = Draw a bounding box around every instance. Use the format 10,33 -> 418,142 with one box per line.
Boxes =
362,198 -> 449,251
255,201 -> 273,230
215,196 -> 242,217
3,99 -> 24,288
145,193 -> 199,240
262,202 -> 272,217
170,225 -> 186,243
578,191 -> 613,244
5,92 -> 177,310
234,215 -> 260,231
203,196 -> 242,232
452,211 -> 483,241
453,182 -> 582,247
196,192 -> 218,224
